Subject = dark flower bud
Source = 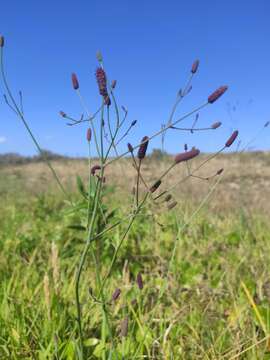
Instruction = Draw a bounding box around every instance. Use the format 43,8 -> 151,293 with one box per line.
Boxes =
96,51 -> 103,63
149,180 -> 161,193
216,168 -> 224,175
136,272 -> 143,290
174,147 -> 200,164
0,36 -> 4,48
225,130 -> 238,147
164,194 -> 172,202
191,59 -> 199,74
112,288 -> 121,301
111,80 -> 117,89
208,86 -> 228,104
104,95 -> 111,106
131,120 -> 137,127
71,73 -> 79,90
167,201 -> 177,210
137,136 -> 149,160
127,143 -> 133,153
211,121 -> 222,129
91,165 -> 101,175
131,299 -> 138,308
86,128 -> 92,142
120,317 -> 129,337
59,111 -> 66,118
184,144 -> 188,151
264,121 -> 269,128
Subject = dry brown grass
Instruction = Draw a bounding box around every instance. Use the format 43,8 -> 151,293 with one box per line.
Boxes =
2,151 -> 270,214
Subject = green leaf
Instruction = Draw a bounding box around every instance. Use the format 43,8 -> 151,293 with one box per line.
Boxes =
84,338 -> 99,347
67,225 -> 86,231
76,175 -> 87,199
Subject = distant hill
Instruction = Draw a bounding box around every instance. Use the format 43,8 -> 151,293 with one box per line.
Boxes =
0,150 -> 71,165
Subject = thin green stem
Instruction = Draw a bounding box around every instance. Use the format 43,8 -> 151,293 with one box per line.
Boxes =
0,48 -> 70,202
104,102 -> 208,168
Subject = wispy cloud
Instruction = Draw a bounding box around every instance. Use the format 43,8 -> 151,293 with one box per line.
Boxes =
0,136 -> 7,144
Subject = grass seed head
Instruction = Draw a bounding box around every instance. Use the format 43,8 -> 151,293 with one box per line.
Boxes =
225,130 -> 238,147
137,136 -> 149,160
71,73 -> 79,90
208,86 -> 228,104
191,59 -> 200,74
174,147 -> 200,164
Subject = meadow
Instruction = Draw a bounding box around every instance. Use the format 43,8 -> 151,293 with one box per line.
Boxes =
1,33 -> 270,359
1,152 -> 270,359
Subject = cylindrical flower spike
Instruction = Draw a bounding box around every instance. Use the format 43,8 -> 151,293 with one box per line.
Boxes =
191,59 -> 199,74
168,201 -> 177,210
91,165 -> 101,175
174,147 -> 200,164
216,168 -> 224,175
225,130 -> 238,147
150,180 -> 161,193
208,86 -> 228,104
137,136 -> 149,160
86,128 -> 92,142
120,317 -> 129,337
112,288 -> 121,301
184,144 -> 188,151
96,67 -> 108,97
111,80 -> 117,89
127,143 -> 133,153
71,73 -> 79,90
59,111 -> 66,118
164,194 -> 172,202
211,121 -> 222,129
0,36 -> 4,48
136,272 -> 143,290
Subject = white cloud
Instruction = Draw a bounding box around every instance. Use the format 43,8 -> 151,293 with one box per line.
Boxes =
0,136 -> 7,144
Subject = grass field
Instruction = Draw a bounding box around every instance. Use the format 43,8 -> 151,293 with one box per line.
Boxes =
1,153 -> 270,359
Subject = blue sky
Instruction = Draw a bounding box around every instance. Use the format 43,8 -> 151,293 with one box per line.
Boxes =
0,0 -> 269,156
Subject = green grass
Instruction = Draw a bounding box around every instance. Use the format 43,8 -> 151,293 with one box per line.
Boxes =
1,188 -> 270,359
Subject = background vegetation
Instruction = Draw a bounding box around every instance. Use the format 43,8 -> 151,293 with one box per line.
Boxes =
1,152 -> 270,359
